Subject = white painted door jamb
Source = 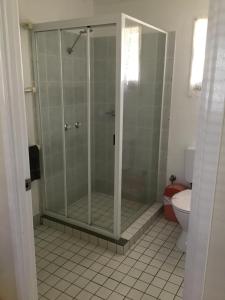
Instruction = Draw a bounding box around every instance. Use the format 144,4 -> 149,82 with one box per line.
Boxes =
0,0 -> 38,299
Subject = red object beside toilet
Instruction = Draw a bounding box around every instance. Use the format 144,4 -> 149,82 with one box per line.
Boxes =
163,184 -> 187,222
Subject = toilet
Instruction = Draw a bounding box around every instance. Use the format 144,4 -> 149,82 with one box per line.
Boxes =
172,147 -> 195,252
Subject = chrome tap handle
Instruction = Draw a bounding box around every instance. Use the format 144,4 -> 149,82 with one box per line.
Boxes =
74,121 -> 81,128
64,122 -> 81,131
64,122 -> 72,131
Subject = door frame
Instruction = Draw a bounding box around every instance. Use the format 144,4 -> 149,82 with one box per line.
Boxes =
0,0 -> 38,299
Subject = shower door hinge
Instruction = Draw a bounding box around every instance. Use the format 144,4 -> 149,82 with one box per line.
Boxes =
25,178 -> 32,191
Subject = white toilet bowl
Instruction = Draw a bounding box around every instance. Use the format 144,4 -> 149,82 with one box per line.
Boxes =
172,189 -> 191,252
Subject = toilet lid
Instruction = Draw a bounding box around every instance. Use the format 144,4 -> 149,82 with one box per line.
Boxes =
172,189 -> 191,213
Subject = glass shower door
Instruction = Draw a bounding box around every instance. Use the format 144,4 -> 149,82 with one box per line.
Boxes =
121,17 -> 166,231
61,25 -> 117,232
61,28 -> 89,223
90,25 -> 117,232
36,30 -> 66,216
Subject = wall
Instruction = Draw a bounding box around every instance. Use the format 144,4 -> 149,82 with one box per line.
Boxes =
93,0 -> 209,184
0,124 -> 17,300
19,0 -> 94,216
19,0 -> 94,23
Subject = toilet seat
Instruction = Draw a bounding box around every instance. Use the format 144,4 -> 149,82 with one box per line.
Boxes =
172,189 -> 191,213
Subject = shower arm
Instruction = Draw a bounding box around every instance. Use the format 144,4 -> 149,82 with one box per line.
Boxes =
67,29 -> 87,54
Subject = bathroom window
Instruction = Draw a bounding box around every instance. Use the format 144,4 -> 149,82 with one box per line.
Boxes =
123,26 -> 141,83
190,18 -> 208,94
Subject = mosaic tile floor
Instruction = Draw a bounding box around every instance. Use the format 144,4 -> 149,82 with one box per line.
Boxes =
66,192 -> 149,232
35,215 -> 184,300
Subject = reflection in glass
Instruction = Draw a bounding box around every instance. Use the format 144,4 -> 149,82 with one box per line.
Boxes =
123,26 -> 141,83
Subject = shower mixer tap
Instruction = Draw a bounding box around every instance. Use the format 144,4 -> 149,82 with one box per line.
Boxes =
64,122 -> 81,131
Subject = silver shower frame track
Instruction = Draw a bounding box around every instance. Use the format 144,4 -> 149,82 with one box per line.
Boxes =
32,13 -> 167,240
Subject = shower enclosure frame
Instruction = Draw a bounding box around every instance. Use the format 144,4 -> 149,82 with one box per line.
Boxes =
32,13 -> 167,240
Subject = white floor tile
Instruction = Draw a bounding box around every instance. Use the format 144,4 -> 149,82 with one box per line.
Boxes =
65,284 -> 81,297
35,215 -> 185,300
126,288 -> 143,300
146,284 -> 161,298
85,281 -> 101,294
159,290 -> 175,300
107,292 -> 124,300
76,290 -> 92,300
96,286 -> 112,299
44,288 -> 61,300
151,277 -> 166,289
115,283 -> 130,296
54,279 -> 70,292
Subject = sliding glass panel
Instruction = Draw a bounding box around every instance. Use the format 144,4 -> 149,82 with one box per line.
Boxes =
90,25 -> 116,232
121,18 -> 166,231
61,28 -> 88,223
36,30 -> 65,215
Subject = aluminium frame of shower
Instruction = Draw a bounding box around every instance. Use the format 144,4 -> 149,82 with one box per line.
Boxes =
32,13 -> 168,240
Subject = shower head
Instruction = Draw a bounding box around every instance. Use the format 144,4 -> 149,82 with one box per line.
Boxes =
67,29 -> 87,54
67,47 -> 74,55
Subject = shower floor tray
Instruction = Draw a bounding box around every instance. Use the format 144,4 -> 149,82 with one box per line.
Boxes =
42,200 -> 163,255
66,192 -> 149,232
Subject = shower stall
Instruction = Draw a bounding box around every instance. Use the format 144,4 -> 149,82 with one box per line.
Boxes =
33,14 -> 167,239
